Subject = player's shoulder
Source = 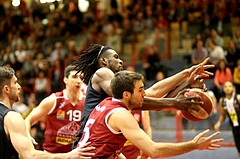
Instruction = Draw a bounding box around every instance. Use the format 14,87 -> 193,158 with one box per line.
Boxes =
96,67 -> 114,74
5,110 -> 24,124
236,94 -> 240,101
95,67 -> 114,79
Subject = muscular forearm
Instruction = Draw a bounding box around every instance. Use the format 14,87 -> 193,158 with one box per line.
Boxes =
26,151 -> 69,159
165,81 -> 189,98
150,141 -> 196,158
145,69 -> 189,97
134,96 -> 177,110
24,119 -> 31,134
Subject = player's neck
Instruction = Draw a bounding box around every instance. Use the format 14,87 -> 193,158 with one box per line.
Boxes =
226,94 -> 233,99
66,89 -> 80,103
0,98 -> 12,109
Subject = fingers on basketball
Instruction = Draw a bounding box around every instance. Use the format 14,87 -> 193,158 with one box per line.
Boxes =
182,88 -> 213,122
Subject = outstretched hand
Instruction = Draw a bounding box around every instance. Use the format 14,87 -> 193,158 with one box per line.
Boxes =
67,142 -> 95,159
173,89 -> 203,112
188,57 -> 215,78
186,58 -> 214,91
192,129 -> 223,150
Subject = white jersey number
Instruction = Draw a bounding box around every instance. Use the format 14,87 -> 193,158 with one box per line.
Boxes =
78,118 -> 95,147
66,110 -> 82,122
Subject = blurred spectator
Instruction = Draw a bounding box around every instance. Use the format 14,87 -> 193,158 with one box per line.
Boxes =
208,39 -> 225,66
2,46 -> 16,67
201,13 -> 212,34
233,30 -> 240,50
155,70 -> 165,82
214,59 -> 232,101
191,33 -> 204,48
190,40 -> 208,65
105,21 -> 122,53
34,71 -> 50,104
64,40 -> 79,66
14,42 -> 28,70
49,41 -> 66,64
225,39 -> 240,72
206,29 -> 224,47
233,59 -> 240,94
50,60 -> 63,92
144,5 -> 156,35
142,45 -> 161,81
34,52 -> 49,73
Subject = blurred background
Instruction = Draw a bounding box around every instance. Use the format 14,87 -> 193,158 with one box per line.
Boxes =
1,0 -> 240,158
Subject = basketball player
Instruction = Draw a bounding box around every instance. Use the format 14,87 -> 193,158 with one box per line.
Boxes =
25,65 -> 86,153
0,66 -> 95,159
77,70 -> 223,158
72,44 -> 214,148
214,81 -> 240,156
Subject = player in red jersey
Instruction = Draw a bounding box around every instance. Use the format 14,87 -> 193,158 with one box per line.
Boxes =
25,65 -> 87,153
0,66 -> 94,159
77,70 -> 223,158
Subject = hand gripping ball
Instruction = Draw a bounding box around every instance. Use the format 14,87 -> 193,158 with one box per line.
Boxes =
181,88 -> 213,122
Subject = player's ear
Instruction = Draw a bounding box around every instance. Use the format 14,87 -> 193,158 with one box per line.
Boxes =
3,85 -> 10,93
63,77 -> 67,84
100,57 -> 106,66
123,91 -> 131,99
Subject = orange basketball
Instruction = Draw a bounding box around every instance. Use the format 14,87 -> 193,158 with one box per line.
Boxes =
181,88 -> 213,122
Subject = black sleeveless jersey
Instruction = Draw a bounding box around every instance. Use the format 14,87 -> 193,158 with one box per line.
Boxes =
72,77 -> 109,149
221,94 -> 240,127
0,103 -> 18,159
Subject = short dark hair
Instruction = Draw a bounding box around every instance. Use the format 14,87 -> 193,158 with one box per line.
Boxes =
73,44 -> 112,84
64,64 -> 79,78
110,70 -> 143,99
0,66 -> 15,97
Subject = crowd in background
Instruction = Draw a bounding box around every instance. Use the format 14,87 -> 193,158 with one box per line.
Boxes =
1,0 -> 240,132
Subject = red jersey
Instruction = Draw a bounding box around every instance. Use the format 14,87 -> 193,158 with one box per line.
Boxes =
77,97 -> 128,158
43,89 -> 85,153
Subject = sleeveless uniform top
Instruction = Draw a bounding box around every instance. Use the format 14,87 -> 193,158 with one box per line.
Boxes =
43,89 -> 84,153
131,110 -> 142,125
73,78 -> 109,148
77,97 -> 128,159
221,94 -> 240,127
0,103 -> 18,159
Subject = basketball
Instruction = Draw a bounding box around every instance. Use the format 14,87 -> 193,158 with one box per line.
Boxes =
181,88 -> 213,122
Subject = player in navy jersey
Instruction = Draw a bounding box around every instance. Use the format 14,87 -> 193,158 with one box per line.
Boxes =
25,65 -> 87,153
77,70 -> 223,158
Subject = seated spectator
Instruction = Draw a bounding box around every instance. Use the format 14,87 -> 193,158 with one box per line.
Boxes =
214,59 -> 232,101
191,40 -> 208,65
206,29 -> 224,48
225,39 -> 240,73
208,39 -> 225,66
